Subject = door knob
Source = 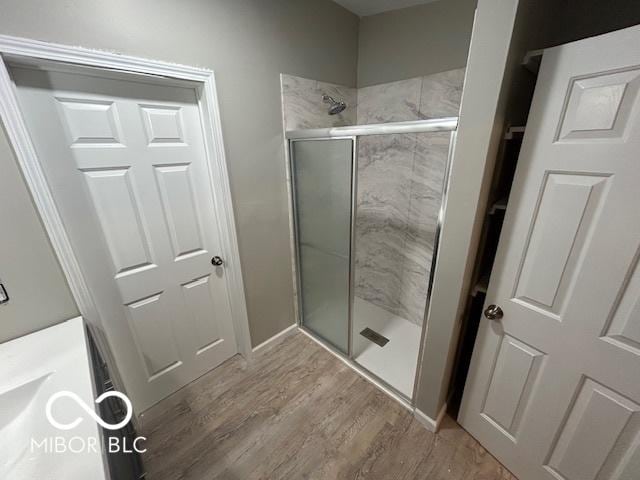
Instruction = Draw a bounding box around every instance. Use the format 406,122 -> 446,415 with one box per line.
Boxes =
484,304 -> 503,320
211,256 -> 224,266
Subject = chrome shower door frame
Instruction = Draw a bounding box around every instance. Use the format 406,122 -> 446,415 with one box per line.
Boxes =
288,136 -> 357,357
287,117 -> 458,405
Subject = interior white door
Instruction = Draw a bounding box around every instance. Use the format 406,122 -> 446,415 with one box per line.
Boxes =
459,25 -> 640,480
12,65 -> 239,413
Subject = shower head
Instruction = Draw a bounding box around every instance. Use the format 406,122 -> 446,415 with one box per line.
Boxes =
322,94 -> 347,115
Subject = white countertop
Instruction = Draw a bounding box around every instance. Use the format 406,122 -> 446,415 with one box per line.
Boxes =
0,317 -> 108,480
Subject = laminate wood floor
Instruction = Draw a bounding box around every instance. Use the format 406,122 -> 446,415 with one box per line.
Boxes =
141,332 -> 516,480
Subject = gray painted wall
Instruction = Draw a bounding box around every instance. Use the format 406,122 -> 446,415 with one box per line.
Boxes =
414,0 -> 522,420
0,126 -> 79,343
0,0 -> 359,347
357,0 -> 477,87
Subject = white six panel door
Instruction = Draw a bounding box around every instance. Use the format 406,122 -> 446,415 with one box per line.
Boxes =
12,66 -> 238,412
459,26 -> 640,480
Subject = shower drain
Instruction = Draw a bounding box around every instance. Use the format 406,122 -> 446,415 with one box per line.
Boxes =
360,327 -> 389,347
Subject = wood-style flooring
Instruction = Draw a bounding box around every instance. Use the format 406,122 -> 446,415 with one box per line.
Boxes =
141,332 -> 516,480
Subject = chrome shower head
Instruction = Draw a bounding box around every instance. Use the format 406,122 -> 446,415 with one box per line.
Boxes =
322,94 -> 347,115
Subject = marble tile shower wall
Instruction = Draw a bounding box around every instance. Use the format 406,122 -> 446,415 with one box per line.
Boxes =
280,69 -> 464,327
355,69 -> 464,325
280,74 -> 357,129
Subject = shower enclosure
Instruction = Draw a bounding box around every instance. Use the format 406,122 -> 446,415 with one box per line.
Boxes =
288,118 -> 457,402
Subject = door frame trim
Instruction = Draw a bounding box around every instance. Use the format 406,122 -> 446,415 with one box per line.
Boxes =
0,34 -> 253,400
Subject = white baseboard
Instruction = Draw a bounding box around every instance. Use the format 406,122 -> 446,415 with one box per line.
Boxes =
252,323 -> 298,354
414,402 -> 447,433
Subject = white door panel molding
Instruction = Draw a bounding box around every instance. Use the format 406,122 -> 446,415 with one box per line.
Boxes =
460,25 -> 640,480
0,35 -> 251,414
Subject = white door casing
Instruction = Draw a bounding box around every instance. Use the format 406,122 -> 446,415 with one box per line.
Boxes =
459,25 -> 640,480
8,62 -> 242,413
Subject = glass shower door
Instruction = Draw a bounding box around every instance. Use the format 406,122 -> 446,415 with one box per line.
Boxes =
291,139 -> 353,354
